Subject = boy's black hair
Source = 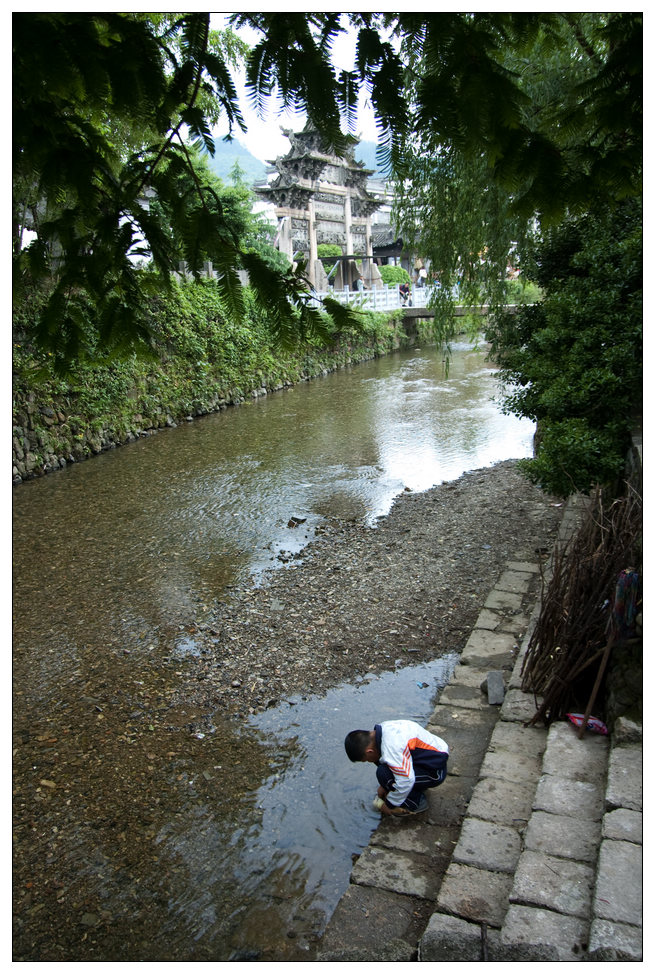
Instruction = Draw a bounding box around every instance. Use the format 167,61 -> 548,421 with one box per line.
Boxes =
344,729 -> 372,762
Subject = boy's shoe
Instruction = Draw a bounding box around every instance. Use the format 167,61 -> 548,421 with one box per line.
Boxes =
372,796 -> 385,811
411,794 -> 429,813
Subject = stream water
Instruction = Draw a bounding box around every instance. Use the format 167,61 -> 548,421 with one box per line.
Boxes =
13,340 -> 535,960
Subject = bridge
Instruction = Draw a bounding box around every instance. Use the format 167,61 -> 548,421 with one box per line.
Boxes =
310,282 -> 440,313
181,264 -> 522,320
310,282 -> 522,319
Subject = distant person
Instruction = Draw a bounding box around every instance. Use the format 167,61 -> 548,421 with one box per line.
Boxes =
345,719 -> 448,815
399,281 -> 410,306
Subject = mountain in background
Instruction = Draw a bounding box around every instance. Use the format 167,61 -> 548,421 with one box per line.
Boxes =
206,138 -> 268,185
206,137 -> 386,186
354,140 -> 389,178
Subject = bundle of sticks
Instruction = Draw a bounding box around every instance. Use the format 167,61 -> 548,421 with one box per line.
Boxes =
521,483 -> 642,731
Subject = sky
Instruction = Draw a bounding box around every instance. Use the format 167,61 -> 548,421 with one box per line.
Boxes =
210,13 -> 382,163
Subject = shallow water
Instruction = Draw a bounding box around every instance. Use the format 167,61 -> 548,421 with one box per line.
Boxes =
13,342 -> 533,661
149,656 -> 457,959
12,340 -> 534,960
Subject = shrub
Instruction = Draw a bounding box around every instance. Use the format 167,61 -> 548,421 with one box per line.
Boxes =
378,264 -> 411,285
491,198 -> 642,497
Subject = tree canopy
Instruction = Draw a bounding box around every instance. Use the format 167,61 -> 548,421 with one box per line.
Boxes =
487,198 -> 642,496
14,12 -> 641,391
12,13 -> 357,370
384,13 -> 641,327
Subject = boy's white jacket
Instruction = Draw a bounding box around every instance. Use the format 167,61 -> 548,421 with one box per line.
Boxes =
379,719 -> 449,806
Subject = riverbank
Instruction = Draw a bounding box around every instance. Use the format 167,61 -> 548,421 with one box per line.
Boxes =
168,460 -> 564,723
12,282 -> 411,483
318,492 -> 642,963
13,459 -> 565,961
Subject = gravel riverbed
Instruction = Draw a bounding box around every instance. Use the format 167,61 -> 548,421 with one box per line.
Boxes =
13,459 -> 565,961
172,459 -> 564,721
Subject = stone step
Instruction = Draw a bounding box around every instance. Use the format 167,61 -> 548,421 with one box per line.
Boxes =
419,685 -> 643,963
318,553 -> 545,962
418,488 -> 642,963
320,491 -> 642,962
496,721 -> 609,962
586,720 -> 643,962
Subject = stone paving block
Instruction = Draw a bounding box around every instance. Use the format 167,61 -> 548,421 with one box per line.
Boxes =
428,704 -> 498,733
438,684 -> 492,712
318,883 -> 433,958
500,688 -> 543,724
592,839 -> 642,926
458,650 -> 515,672
613,714 -> 643,745
475,608 -> 502,631
605,744 -> 642,812
499,904 -> 589,962
507,659 -> 529,690
448,664 -> 489,689
484,588 -> 524,612
488,719 -> 547,760
587,917 -> 643,962
496,570 -> 533,594
424,774 -> 477,827
462,628 -> 517,657
350,845 -> 440,900
602,807 -> 642,844
497,611 -> 531,634
484,670 -> 505,705
318,940 -> 414,963
507,560 -> 540,574
478,745 -> 541,785
419,912 -> 497,962
523,810 -> 601,863
510,850 -> 595,919
452,818 -> 521,874
437,863 -> 513,928
428,724 -> 494,778
371,821 -> 458,861
465,776 -> 535,829
541,720 -> 608,785
533,773 -> 603,820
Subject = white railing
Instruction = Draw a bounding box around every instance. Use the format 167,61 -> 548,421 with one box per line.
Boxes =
310,283 -> 439,311
176,263 -> 452,312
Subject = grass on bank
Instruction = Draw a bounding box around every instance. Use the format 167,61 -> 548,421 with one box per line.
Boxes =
12,281 -> 409,470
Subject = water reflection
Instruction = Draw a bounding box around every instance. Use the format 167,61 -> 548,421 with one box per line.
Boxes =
151,656 -> 458,959
13,341 -> 533,665
13,341 -> 533,960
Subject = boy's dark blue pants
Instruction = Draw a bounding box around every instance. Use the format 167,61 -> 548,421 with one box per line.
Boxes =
376,750 -> 448,811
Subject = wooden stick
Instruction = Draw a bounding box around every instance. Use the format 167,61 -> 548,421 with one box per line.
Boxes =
576,636 -> 614,739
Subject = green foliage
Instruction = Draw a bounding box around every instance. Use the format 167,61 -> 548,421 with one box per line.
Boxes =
13,12 -> 364,372
378,265 -> 410,285
505,279 -> 543,305
317,245 -> 343,281
517,421 -> 627,500
13,280 -> 406,467
235,13 -> 640,223
487,198 -> 642,497
14,8 -> 641,412
387,12 -> 641,341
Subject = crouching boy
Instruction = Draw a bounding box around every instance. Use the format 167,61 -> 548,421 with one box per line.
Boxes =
345,719 -> 449,815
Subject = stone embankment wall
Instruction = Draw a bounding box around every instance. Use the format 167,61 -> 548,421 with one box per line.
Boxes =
604,428 -> 643,729
12,330 -> 413,485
